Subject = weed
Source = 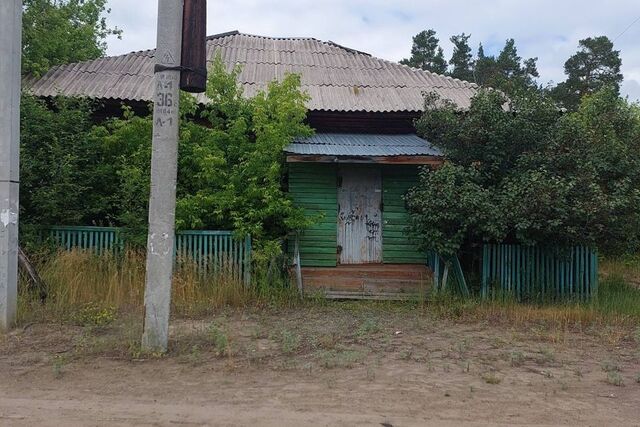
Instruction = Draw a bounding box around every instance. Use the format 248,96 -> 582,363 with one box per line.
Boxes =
455,338 -> 471,356
316,332 -> 339,350
187,344 -> 202,366
72,303 -> 117,327
208,323 -> 230,357
482,372 -> 501,384
52,355 -> 66,379
356,317 -> 380,338
366,367 -> 376,381
510,350 -> 525,367
601,360 -> 620,373
606,371 -> 624,387
280,329 -> 300,354
318,350 -> 365,369
635,372 -> 640,384
536,348 -> 555,365
399,349 -> 413,360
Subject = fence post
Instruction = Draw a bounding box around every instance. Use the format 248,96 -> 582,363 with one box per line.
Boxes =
243,234 -> 251,287
481,244 -> 488,299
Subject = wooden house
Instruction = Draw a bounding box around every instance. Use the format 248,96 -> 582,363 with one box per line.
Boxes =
27,31 -> 482,299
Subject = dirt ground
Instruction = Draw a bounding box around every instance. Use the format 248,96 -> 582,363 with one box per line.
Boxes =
0,304 -> 639,426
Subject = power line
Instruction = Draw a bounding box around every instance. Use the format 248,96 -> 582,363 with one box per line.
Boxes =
613,15 -> 640,42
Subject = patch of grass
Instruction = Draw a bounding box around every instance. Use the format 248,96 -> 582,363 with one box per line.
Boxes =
606,371 -> 624,387
510,350 -> 525,367
593,275 -> 640,319
72,303 -> 117,327
208,323 -> 230,357
317,349 -> 365,369
316,332 -> 339,350
279,329 -> 300,354
535,348 -> 555,365
601,360 -> 620,373
52,355 -> 66,379
356,317 -> 380,338
17,249 -> 301,325
482,372 -> 501,384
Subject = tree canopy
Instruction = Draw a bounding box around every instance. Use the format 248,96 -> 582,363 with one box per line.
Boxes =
22,0 -> 121,76
448,33 -> 474,82
550,36 -> 623,111
400,29 -> 448,74
20,57 -> 313,253
407,88 -> 640,257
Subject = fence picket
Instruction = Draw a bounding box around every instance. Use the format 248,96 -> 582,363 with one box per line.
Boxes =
482,243 -> 597,301
41,226 -> 252,284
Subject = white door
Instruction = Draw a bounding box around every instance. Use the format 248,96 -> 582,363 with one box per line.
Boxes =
337,167 -> 382,264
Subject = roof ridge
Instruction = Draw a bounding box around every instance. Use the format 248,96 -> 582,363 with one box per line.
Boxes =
384,59 -> 479,89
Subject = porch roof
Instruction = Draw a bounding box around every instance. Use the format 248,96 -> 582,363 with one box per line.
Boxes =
285,133 -> 442,157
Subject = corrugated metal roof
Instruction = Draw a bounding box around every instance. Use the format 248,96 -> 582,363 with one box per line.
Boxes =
25,30 -> 481,113
285,133 -> 442,156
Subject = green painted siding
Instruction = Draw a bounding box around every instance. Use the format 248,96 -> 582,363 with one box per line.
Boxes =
289,163 -> 338,267
382,166 -> 425,264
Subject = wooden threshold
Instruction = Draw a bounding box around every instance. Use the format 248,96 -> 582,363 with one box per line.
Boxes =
299,263 -> 433,300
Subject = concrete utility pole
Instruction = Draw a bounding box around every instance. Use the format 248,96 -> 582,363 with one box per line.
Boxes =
142,0 -> 185,352
0,0 -> 22,331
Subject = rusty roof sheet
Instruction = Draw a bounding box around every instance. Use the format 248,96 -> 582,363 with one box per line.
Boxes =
285,133 -> 442,156
26,30 -> 481,113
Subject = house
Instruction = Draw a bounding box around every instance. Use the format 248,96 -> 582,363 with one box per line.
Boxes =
27,31 -> 482,299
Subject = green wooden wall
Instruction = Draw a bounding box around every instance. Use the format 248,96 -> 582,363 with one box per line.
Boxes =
381,166 -> 426,264
289,163 -> 425,266
288,163 -> 338,267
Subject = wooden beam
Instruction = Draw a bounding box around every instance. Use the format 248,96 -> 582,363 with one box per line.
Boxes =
286,154 -> 443,165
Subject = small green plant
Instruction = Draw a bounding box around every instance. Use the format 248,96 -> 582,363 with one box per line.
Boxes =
399,349 -> 413,360
635,372 -> 640,384
536,348 -> 555,365
356,318 -> 380,338
607,371 -> 624,387
318,350 -> 364,369
510,351 -> 525,367
188,344 -> 202,366
52,355 -> 66,379
280,329 -> 300,354
482,372 -> 501,384
72,303 -> 117,327
208,323 -> 229,357
601,360 -> 620,373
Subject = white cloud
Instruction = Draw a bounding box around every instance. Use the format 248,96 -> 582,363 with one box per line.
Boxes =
104,0 -> 640,99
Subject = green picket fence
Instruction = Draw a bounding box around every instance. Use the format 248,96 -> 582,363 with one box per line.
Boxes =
41,226 -> 252,285
481,244 -> 598,301
175,230 -> 251,286
44,226 -> 124,254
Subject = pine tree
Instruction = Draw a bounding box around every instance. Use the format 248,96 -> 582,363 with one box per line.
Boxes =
473,39 -> 539,94
474,43 -> 497,86
448,33 -> 474,82
400,29 -> 448,74
550,36 -> 623,110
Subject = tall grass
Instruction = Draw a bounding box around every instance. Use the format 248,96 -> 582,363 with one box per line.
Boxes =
17,249 -> 640,328
18,249 -> 298,323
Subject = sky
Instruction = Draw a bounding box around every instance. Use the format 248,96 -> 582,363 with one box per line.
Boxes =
103,0 -> 640,102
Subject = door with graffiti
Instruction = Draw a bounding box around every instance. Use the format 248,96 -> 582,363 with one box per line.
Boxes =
337,166 -> 382,264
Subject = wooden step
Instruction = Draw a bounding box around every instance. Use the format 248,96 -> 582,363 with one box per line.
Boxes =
299,264 -> 432,300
